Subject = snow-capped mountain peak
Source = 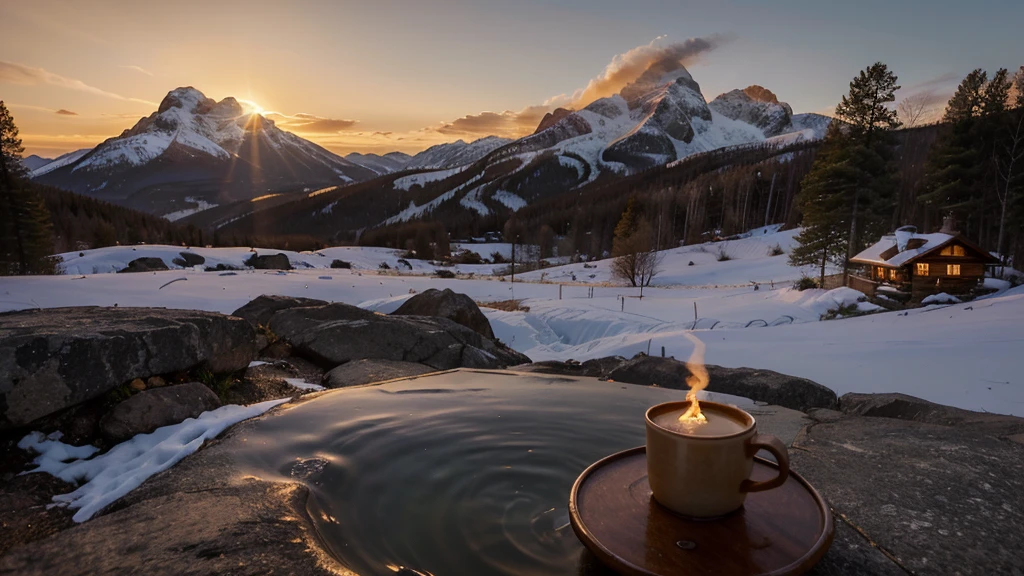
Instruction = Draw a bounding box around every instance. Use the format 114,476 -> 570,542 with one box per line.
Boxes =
33,87 -> 375,216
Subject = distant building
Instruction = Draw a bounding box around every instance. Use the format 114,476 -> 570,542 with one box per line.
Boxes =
848,217 -> 998,301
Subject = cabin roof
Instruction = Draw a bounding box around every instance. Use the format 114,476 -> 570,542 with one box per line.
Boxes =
851,232 -> 998,268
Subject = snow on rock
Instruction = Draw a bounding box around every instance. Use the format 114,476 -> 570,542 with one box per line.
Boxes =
492,190 -> 527,211
922,293 -> 962,305
163,197 -> 219,222
284,378 -> 325,391
393,166 -> 467,191
18,399 -> 288,522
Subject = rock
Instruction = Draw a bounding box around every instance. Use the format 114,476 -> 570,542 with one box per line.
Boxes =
702,365 -> 837,412
269,302 -> 529,370
791,411 -> 1024,575
392,288 -> 495,339
519,356 -> 836,412
330,259 -> 351,269
171,252 -> 205,268
839,392 -> 1024,437
117,257 -> 168,273
262,340 -> 292,359
99,382 -> 221,443
244,253 -> 291,270
146,376 -> 166,388
231,294 -> 328,328
322,359 -> 435,388
512,357 -> 625,378
129,378 -> 146,391
0,307 -> 256,430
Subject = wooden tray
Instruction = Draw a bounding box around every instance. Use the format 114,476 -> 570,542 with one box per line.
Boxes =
569,447 -> 834,576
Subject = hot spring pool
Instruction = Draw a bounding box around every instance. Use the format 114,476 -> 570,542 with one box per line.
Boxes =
233,369 -> 752,575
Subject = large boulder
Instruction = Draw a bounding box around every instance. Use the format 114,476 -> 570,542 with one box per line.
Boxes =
171,252 -> 205,268
245,253 -> 291,270
0,307 -> 257,430
231,295 -> 328,329
392,288 -> 495,339
117,257 -> 168,273
268,302 -> 529,370
99,382 -> 221,443
322,359 -> 435,388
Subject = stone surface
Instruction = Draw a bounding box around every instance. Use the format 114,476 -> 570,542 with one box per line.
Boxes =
808,517 -> 906,575
391,288 -> 495,339
0,413 -> 341,576
269,302 -> 529,370
520,355 -> 838,412
117,257 -> 168,273
322,359 -> 435,388
99,382 -> 221,443
792,409 -> 1024,575
3,375 -> 1022,575
231,294 -> 328,329
839,392 -> 1024,437
0,307 -> 256,429
245,253 -> 292,270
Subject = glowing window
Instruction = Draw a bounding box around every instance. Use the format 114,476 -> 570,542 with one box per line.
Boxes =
947,264 -> 961,276
916,263 -> 929,276
877,267 -> 886,279
889,269 -> 898,281
941,245 -> 966,257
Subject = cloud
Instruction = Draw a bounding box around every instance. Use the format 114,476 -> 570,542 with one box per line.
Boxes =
120,65 -> 154,77
571,35 -> 726,107
425,36 -> 727,140
54,108 -> 77,116
434,105 -> 551,138
265,111 -> 357,133
0,60 -> 156,106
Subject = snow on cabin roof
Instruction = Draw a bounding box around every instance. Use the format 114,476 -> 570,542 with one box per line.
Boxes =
851,232 -> 955,268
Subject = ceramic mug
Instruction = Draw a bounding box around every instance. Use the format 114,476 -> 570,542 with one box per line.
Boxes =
645,400 -> 790,518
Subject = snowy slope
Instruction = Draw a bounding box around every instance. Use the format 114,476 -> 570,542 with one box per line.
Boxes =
29,148 -> 90,177
404,136 -> 513,170
3,251 -> 1021,416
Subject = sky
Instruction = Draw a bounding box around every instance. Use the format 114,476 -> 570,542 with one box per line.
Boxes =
1,0 -> 1022,159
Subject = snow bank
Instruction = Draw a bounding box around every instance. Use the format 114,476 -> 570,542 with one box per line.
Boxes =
18,399 -> 288,522
922,293 -> 962,305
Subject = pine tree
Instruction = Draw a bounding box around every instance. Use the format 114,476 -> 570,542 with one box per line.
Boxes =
791,63 -> 901,280
0,101 -> 56,275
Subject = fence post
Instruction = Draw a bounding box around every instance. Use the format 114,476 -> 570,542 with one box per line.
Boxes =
661,346 -> 665,358
693,302 -> 698,324
559,285 -> 562,299
621,296 -> 625,312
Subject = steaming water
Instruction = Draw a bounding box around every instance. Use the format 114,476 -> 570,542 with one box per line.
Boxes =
234,370 -> 733,575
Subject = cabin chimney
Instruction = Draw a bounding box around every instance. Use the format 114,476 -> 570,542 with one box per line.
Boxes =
939,214 -> 958,235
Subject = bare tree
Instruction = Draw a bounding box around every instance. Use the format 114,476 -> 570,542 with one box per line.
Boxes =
897,91 -> 933,128
994,111 -> 1024,274
611,219 -> 661,297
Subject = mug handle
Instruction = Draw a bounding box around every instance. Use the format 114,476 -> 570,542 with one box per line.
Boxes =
739,433 -> 790,493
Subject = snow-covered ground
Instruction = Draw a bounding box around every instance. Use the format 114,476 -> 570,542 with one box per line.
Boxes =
3,226 -> 1022,416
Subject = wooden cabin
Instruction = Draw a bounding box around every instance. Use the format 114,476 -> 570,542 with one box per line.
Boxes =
849,220 -> 998,301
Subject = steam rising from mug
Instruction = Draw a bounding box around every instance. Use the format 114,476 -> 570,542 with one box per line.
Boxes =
679,332 -> 708,424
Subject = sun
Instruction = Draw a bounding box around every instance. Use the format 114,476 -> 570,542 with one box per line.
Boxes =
238,99 -> 265,116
